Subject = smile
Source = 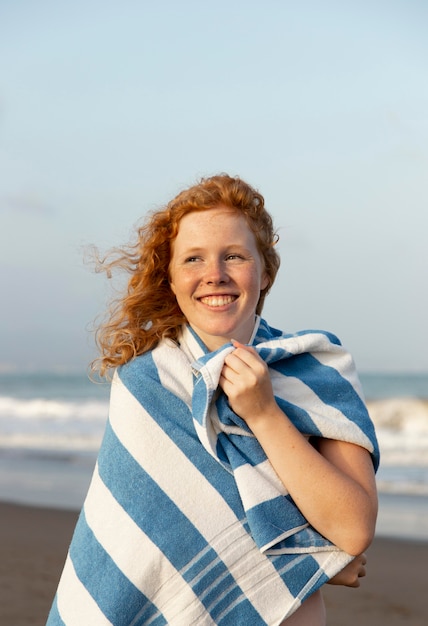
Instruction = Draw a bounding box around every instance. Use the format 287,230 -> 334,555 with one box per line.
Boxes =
199,295 -> 237,307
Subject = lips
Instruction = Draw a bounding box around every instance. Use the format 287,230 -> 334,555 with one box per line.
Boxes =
198,295 -> 237,307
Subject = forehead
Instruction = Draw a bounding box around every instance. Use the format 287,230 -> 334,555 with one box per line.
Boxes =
169,206 -> 265,266
175,206 -> 252,238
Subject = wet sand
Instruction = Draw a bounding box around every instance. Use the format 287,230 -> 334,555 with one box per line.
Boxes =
1,502 -> 426,625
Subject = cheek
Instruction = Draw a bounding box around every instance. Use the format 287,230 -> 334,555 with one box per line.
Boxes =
169,269 -> 193,299
168,264 -> 185,296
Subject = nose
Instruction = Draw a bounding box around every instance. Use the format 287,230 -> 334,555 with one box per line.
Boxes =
204,259 -> 229,285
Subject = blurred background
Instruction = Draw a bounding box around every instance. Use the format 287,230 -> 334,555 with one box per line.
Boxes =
0,0 -> 427,538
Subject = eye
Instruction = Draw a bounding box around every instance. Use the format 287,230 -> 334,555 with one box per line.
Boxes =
226,253 -> 244,261
184,256 -> 201,263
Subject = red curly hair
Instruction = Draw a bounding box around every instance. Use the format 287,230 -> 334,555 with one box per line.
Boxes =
91,174 -> 280,376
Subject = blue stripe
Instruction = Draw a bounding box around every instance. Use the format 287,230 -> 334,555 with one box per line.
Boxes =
101,421 -> 332,611
45,597 -> 65,625
253,320 -> 339,346
246,495 -> 309,549
253,319 -> 283,342
118,354 -> 246,513
98,422 -> 207,567
129,604 -> 168,626
132,615 -> 167,626
257,345 -> 293,363
270,353 -> 379,468
209,587 -> 262,625
216,430 -> 266,469
274,396 -> 323,436
132,615 -> 168,626
70,510 -> 161,625
192,371 -> 214,425
98,423 -> 263,624
271,352 -> 359,412
281,553 -> 329,598
215,392 -> 252,433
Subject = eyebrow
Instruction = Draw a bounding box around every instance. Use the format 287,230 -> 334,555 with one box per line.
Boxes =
175,244 -> 253,257
178,242 -> 251,252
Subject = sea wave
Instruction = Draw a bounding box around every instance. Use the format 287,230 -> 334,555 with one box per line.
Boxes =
3,395 -> 426,425
0,395 -> 108,451
367,398 -> 428,466
0,396 -> 108,421
367,398 -> 428,431
1,395 -> 427,463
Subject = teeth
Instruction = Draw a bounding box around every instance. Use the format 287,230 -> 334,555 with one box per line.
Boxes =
200,296 -> 236,307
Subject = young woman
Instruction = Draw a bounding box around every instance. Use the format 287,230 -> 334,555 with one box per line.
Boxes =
47,174 -> 378,625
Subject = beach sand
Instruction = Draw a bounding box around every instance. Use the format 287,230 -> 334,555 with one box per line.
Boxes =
1,502 -> 426,626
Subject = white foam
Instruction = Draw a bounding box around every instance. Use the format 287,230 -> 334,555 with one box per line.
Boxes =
0,395 -> 108,451
367,398 -> 428,467
1,395 -> 428,495
0,396 -> 108,421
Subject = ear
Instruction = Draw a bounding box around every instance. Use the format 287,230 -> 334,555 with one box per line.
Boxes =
261,271 -> 269,291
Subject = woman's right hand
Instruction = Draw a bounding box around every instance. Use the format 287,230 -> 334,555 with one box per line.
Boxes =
327,553 -> 367,587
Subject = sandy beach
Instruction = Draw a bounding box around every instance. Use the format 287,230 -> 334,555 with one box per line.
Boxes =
1,502 -> 426,626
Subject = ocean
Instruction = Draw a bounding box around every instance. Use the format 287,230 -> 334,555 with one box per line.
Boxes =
1,370 -> 427,540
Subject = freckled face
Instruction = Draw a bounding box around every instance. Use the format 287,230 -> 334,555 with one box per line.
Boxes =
169,206 -> 269,351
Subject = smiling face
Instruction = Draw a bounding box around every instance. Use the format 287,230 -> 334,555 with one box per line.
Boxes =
169,206 -> 269,351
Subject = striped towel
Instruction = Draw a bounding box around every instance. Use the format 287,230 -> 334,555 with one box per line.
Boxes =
47,317 -> 379,626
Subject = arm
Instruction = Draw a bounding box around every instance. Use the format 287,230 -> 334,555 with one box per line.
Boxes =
219,342 -> 378,556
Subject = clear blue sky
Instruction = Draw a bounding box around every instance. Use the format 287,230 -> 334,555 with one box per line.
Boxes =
1,0 -> 427,372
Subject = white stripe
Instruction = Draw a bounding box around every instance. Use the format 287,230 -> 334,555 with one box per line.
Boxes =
84,466 -> 213,625
263,333 -> 366,401
151,339 -> 194,409
270,368 -> 373,450
176,325 -> 205,363
193,414 -> 226,462
305,339 -> 366,402
56,555 -> 114,625
233,459 -> 288,509
110,373 -> 295,623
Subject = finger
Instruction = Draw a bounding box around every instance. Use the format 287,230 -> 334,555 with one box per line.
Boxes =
223,352 -> 250,376
228,344 -> 265,372
230,340 -> 259,361
224,351 -> 262,378
220,364 -> 241,385
231,339 -> 252,350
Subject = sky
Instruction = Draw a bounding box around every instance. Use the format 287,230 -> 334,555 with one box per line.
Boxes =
0,0 -> 427,373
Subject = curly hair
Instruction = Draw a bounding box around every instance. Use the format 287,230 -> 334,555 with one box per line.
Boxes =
91,174 -> 280,376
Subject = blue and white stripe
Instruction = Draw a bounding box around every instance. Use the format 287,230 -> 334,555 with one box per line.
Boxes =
47,317 -> 379,625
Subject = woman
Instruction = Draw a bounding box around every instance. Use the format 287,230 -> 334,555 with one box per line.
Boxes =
47,174 -> 378,625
